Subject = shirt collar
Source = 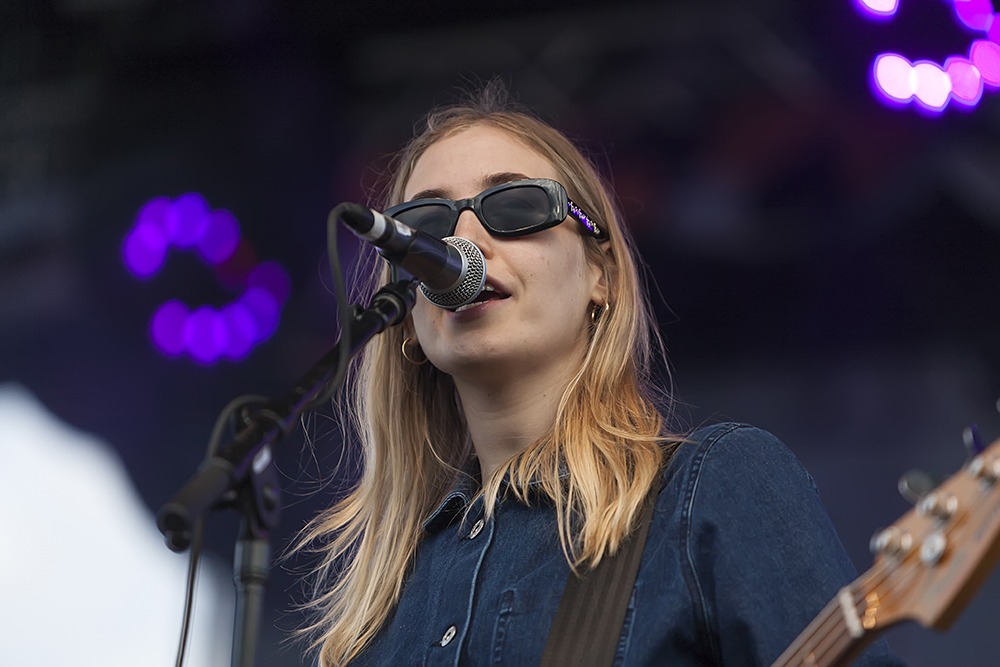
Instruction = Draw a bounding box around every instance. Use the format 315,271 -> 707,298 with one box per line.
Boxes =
421,456 -> 572,533
422,460 -> 481,533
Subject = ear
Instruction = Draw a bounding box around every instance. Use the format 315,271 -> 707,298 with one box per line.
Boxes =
587,241 -> 612,306
402,314 -> 419,345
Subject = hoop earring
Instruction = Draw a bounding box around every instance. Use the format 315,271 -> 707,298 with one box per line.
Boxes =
401,337 -> 428,365
591,302 -> 611,324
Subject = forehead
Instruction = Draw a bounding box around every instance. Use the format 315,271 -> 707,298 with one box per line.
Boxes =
404,124 -> 561,199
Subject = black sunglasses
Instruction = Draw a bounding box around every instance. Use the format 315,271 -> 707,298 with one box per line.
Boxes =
385,178 -> 603,241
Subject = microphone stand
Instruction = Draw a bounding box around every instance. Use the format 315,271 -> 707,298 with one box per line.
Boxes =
157,279 -> 417,667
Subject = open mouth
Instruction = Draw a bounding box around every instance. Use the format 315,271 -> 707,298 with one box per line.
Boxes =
454,283 -> 510,312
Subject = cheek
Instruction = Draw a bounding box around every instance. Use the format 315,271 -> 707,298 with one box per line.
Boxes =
548,245 -> 592,297
524,246 -> 594,328
410,298 -> 439,343
526,237 -> 582,280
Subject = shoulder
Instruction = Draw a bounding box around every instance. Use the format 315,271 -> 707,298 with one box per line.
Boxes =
657,422 -> 822,521
642,429 -> 899,666
653,422 -> 850,577
678,421 -> 797,457
664,422 -> 813,486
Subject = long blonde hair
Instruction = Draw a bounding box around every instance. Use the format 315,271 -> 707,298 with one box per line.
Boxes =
295,87 -> 679,666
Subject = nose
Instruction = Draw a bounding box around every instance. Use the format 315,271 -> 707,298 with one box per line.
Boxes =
452,209 -> 492,255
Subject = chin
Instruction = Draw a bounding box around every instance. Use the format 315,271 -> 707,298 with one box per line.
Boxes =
429,344 -> 523,378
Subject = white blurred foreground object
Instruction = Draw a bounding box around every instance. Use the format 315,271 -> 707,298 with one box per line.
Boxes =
0,383 -> 232,667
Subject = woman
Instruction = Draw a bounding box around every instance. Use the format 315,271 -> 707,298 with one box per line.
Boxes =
296,87 -> 901,666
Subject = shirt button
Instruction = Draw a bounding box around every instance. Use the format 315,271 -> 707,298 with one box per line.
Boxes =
468,518 -> 485,540
440,625 -> 457,646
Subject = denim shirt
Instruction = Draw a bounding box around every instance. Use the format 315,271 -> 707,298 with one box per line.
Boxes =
348,423 -> 903,666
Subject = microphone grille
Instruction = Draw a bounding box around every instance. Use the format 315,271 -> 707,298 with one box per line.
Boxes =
420,237 -> 486,309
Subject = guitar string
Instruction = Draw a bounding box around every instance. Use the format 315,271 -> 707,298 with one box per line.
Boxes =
782,554 -> 927,666
810,565 -> 893,665
813,539 -> 949,666
775,558 -> 894,665
772,594 -> 847,666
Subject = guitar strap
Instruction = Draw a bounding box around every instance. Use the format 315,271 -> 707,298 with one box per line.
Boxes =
539,486 -> 658,667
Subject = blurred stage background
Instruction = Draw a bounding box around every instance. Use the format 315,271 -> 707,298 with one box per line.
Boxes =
2,0 -> 1000,665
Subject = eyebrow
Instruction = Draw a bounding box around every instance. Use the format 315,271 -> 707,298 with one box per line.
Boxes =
408,171 -> 531,201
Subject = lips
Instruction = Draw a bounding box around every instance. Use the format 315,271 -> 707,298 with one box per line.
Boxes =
453,282 -> 510,313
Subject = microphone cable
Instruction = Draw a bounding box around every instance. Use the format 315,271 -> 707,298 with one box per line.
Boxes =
172,393 -> 269,667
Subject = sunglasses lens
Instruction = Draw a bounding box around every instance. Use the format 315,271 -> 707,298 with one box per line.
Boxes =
481,185 -> 552,233
391,203 -> 455,240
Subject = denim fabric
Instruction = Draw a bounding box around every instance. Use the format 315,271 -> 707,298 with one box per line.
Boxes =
349,423 -> 904,666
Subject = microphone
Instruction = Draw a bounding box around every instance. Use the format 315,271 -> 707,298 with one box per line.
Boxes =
338,203 -> 486,309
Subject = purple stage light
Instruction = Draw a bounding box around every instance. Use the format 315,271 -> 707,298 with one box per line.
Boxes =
184,306 -> 227,364
971,39 -> 1000,84
220,302 -> 257,360
123,197 -> 174,277
151,300 -> 189,356
247,260 -> 292,306
165,192 -> 210,249
913,62 -> 952,109
874,53 -> 914,102
856,0 -> 899,18
873,56 -> 953,112
240,287 -> 281,341
866,0 -> 999,113
197,209 -> 241,265
122,220 -> 168,278
954,0 -> 995,31
125,193 -> 292,364
136,197 -> 173,234
946,57 -> 985,103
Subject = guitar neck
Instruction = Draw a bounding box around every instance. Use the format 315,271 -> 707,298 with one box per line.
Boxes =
772,571 -> 883,667
775,432 -> 1000,666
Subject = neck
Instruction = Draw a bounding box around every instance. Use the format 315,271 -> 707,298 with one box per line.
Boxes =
453,357 -> 582,482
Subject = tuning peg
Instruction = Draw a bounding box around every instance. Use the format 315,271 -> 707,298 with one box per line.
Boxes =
898,468 -> 942,505
963,424 -> 985,457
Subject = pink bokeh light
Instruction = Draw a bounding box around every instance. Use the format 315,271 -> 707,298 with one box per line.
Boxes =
946,57 -> 985,103
874,53 -> 915,101
856,0 -> 900,18
912,62 -> 953,109
971,38 -> 1000,84
954,0 -> 995,32
867,0 -> 998,113
989,14 -> 1000,42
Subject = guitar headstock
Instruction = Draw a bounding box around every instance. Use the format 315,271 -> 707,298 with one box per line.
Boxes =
864,434 -> 1000,631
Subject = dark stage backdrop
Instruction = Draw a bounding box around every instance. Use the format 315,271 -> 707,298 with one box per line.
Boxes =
3,1 -> 1000,665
